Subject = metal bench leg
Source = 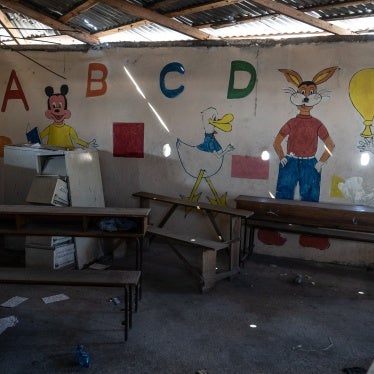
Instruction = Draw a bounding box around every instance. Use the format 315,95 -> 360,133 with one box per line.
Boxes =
129,286 -> 133,329
124,286 -> 129,341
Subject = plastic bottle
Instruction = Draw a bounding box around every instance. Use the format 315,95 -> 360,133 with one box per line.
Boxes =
76,344 -> 90,368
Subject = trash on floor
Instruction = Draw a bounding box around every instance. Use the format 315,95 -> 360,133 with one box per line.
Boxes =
42,293 -> 69,304
293,274 -> 303,284
1,296 -> 28,308
0,315 -> 19,335
89,262 -> 111,270
293,336 -> 334,352
76,344 -> 90,368
109,296 -> 121,305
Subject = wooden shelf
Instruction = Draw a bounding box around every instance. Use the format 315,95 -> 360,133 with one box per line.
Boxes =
0,205 -> 150,238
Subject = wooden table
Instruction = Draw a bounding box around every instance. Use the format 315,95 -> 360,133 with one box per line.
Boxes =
0,267 -> 141,341
0,204 -> 150,270
235,195 -> 374,258
0,205 -> 150,341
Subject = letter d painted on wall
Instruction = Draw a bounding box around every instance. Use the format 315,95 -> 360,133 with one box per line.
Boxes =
227,60 -> 257,99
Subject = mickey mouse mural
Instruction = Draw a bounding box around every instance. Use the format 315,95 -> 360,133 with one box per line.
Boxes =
40,84 -> 97,149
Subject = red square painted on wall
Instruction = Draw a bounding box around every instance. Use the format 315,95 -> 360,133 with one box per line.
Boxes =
113,123 -> 144,158
231,155 -> 269,179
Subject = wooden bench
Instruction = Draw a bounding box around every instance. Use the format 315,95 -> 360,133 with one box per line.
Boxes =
0,267 -> 141,341
235,195 -> 374,258
133,191 -> 253,292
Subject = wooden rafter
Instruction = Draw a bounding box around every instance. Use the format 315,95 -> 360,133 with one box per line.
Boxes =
0,0 -> 100,45
94,0 -> 364,40
249,0 -> 356,35
196,0 -> 374,30
1,0 -> 369,45
93,0 -> 243,39
59,0 -> 99,23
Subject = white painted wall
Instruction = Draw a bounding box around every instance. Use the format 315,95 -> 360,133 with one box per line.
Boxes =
0,39 -> 373,266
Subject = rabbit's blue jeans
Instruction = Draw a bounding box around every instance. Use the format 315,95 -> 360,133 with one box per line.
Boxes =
275,156 -> 321,202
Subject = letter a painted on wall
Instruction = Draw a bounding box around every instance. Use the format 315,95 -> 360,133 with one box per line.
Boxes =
160,62 -> 185,98
1,70 -> 29,112
227,60 -> 256,99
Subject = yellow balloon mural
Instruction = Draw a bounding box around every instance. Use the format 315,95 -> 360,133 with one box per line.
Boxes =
349,68 -> 374,138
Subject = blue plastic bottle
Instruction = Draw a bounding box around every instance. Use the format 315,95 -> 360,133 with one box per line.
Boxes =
76,344 -> 90,368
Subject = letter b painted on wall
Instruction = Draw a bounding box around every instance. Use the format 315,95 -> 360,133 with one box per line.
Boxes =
227,61 -> 256,99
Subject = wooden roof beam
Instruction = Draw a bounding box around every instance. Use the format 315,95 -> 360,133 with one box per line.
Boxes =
94,0 -> 242,39
0,0 -> 100,45
59,0 -> 99,23
96,0 -> 363,39
249,0 -> 356,35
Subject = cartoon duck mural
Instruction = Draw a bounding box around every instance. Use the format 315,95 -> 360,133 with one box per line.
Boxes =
176,107 -> 234,207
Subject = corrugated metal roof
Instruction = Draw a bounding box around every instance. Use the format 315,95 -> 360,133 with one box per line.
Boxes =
0,0 -> 373,47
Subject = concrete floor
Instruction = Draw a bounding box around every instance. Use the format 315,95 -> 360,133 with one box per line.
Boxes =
0,240 -> 373,374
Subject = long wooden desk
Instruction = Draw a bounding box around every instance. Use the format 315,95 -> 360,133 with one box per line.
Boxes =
0,205 -> 150,270
0,267 -> 141,341
235,195 -> 374,258
0,205 -> 150,341
133,191 -> 253,291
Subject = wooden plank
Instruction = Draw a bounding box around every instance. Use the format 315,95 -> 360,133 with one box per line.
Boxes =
133,191 -> 253,218
147,226 -> 228,251
236,195 -> 374,232
0,205 -> 150,240
249,0 -> 355,35
0,267 -> 141,287
0,205 -> 150,217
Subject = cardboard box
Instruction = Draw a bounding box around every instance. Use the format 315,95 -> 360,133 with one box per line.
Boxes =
26,176 -> 69,206
25,242 -> 76,269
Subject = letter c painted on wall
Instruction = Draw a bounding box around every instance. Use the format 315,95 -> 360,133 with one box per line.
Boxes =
227,60 -> 257,99
160,62 -> 185,98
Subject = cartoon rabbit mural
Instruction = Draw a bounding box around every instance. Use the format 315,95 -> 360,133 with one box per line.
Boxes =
258,67 -> 338,250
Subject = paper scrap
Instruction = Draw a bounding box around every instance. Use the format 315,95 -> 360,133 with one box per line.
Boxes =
1,296 -> 28,308
42,294 -> 69,304
89,263 -> 110,270
0,316 -> 19,335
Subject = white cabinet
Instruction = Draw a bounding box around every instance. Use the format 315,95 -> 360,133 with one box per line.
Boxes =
4,145 -> 105,268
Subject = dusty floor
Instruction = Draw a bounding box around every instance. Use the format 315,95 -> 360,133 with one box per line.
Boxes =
0,240 -> 373,374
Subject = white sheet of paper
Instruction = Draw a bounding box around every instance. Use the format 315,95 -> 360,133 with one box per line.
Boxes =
1,296 -> 28,308
89,263 -> 110,270
0,316 -> 19,335
42,294 -> 69,304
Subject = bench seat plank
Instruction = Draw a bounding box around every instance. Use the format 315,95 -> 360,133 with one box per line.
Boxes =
147,226 -> 229,251
133,191 -> 252,218
0,267 -> 140,287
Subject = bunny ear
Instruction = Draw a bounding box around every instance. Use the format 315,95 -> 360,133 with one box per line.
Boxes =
278,69 -> 303,87
312,66 -> 338,85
